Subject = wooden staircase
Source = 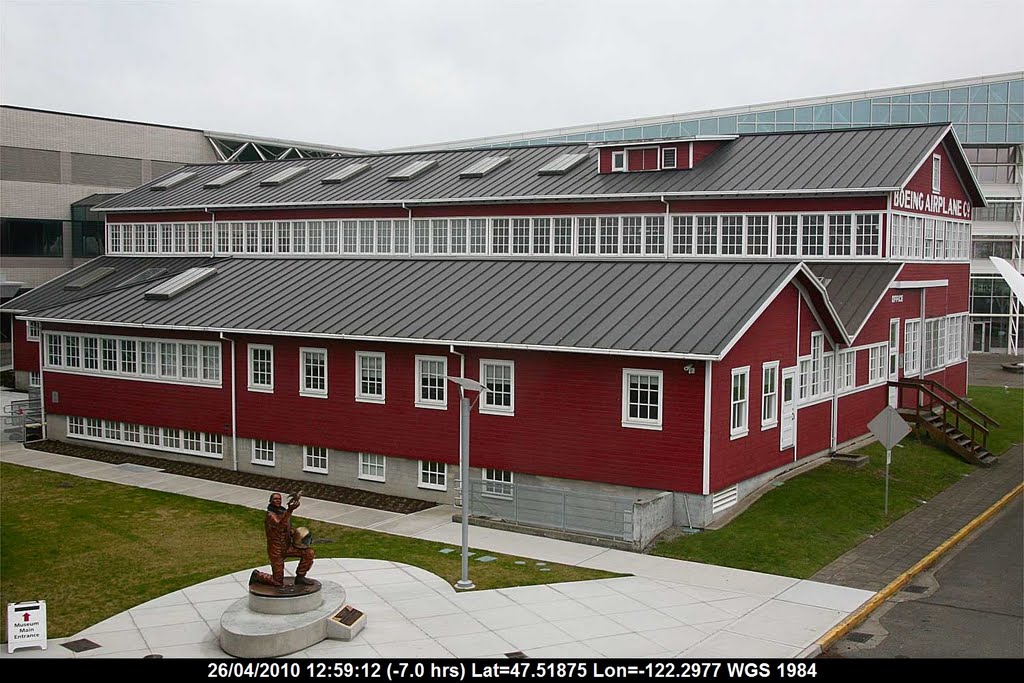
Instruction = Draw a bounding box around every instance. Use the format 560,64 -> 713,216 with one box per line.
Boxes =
889,378 -> 1000,467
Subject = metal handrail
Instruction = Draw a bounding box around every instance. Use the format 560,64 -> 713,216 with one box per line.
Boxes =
890,380 -> 990,449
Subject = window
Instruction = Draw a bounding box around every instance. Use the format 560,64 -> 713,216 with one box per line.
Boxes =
721,216 -> 744,255
101,338 -> 117,372
303,445 -> 329,474
828,215 -> 852,256
123,423 -> 141,443
162,427 -> 180,449
924,318 -> 945,371
645,216 -> 665,255
868,344 -> 888,383
419,461 -> 447,491
622,216 -> 642,254
248,345 -> 274,391
68,416 -> 84,435
160,342 -> 177,377
672,216 -> 693,255
696,216 -> 717,255
416,355 -> 447,409
611,150 -> 626,172
180,344 -> 199,380
119,339 -> 137,374
204,433 -> 223,456
837,350 -> 856,391
65,335 -> 81,368
480,360 -> 514,415
300,348 -> 328,398
104,421 -> 121,441
855,214 -> 881,256
483,468 -> 514,499
730,367 -> 750,438
356,352 -> 385,403
513,218 -> 531,254
776,216 -> 798,256
491,219 -> 510,254
29,371 -> 40,387
801,215 -> 825,256
46,334 -> 63,367
747,216 -> 770,255
577,217 -> 597,254
86,418 -> 102,438
26,321 -> 40,341
761,362 -> 778,429
140,341 -> 157,376
531,218 -> 550,254
252,439 -> 275,466
183,430 -> 202,452
932,154 -> 941,193
599,217 -> 619,254
661,147 -> 677,170
904,319 -> 921,375
143,425 -> 160,446
359,453 -> 386,482
622,369 -> 663,429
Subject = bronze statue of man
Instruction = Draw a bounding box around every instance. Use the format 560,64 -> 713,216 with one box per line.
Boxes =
249,492 -> 315,587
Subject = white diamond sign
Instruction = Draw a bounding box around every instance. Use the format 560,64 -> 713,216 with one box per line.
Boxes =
868,406 -> 912,451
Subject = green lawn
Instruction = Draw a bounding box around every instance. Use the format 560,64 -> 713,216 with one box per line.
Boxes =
0,463 -> 618,640
652,387 -> 1023,578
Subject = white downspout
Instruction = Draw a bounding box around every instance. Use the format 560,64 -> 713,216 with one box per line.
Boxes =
220,332 -> 237,470
661,195 -> 670,258
403,202 -> 413,255
206,208 -> 216,256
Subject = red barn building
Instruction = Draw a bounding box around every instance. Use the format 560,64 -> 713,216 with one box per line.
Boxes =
4,123 -> 985,545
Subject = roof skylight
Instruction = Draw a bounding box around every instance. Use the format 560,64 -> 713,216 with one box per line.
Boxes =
150,171 -> 196,191
321,163 -> 372,184
119,268 -> 168,287
260,166 -> 308,187
204,169 -> 251,189
537,153 -> 590,175
143,267 -> 218,300
459,156 -> 510,178
64,267 -> 116,291
387,159 -> 438,181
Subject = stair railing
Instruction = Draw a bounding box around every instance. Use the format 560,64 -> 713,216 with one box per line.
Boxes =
889,380 -> 991,450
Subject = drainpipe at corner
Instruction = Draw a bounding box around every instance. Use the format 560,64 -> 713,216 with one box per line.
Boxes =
220,332 -> 237,470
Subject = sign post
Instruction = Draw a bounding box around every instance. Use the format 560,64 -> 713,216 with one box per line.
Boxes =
868,406 -> 912,515
7,600 -> 47,654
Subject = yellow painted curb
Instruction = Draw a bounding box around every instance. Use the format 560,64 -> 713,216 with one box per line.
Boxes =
815,481 -> 1024,654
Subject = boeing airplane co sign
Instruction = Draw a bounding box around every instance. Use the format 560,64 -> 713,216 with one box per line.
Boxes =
893,189 -> 972,219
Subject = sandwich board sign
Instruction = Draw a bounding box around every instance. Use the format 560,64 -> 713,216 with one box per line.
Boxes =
7,600 -> 47,653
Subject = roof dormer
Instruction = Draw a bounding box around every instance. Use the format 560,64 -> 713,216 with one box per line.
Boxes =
597,136 -> 735,174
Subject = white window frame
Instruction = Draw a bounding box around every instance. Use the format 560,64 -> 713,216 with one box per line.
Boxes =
252,439 -> 275,466
359,453 -> 386,482
299,347 -> 328,398
868,343 -> 888,384
68,417 -> 223,460
761,361 -> 779,430
418,460 -> 447,491
415,355 -> 448,410
303,445 -> 329,474
661,147 -> 677,170
621,369 -> 664,430
904,319 -> 921,376
248,344 -> 274,392
355,351 -> 386,404
479,359 -> 514,416
482,468 -> 514,499
611,150 -> 626,172
932,154 -> 941,193
836,349 -> 857,392
26,320 -> 40,341
29,371 -> 41,387
730,366 -> 750,439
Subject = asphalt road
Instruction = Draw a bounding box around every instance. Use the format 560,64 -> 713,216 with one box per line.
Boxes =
826,495 -> 1023,658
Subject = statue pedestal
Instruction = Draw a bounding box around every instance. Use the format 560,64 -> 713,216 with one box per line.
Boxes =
220,579 -> 361,658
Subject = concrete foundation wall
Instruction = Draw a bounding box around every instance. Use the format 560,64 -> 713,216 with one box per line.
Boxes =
633,491 -> 674,550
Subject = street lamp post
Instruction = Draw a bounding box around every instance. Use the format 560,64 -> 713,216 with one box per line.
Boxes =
446,375 -> 487,591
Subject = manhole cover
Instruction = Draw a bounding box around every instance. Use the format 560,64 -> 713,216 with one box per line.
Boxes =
62,638 -> 101,652
902,585 -> 928,594
845,632 -> 872,643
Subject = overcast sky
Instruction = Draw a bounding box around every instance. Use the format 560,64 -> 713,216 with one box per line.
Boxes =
1,0 -> 1021,150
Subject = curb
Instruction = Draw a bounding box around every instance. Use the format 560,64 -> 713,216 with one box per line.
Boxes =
806,480 -> 1024,658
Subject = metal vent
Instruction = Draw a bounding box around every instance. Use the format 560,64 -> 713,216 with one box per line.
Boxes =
63,267 -> 116,291
321,163 -> 371,184
204,169 -> 251,189
460,156 -> 510,178
143,267 -> 217,300
537,153 -> 589,175
150,171 -> 196,191
260,166 -> 308,187
711,485 -> 738,515
387,159 -> 438,181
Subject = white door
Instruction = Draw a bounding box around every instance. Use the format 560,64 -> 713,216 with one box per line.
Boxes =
888,318 -> 900,407
780,367 -> 796,450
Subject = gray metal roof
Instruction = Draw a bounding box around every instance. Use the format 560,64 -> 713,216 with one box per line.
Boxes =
807,262 -> 903,339
2,255 -> 226,313
96,124 -> 953,213
24,258 -> 820,359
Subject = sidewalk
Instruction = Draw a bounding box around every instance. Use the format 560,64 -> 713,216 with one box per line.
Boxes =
0,440 -> 872,659
1,434 -> 1020,659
